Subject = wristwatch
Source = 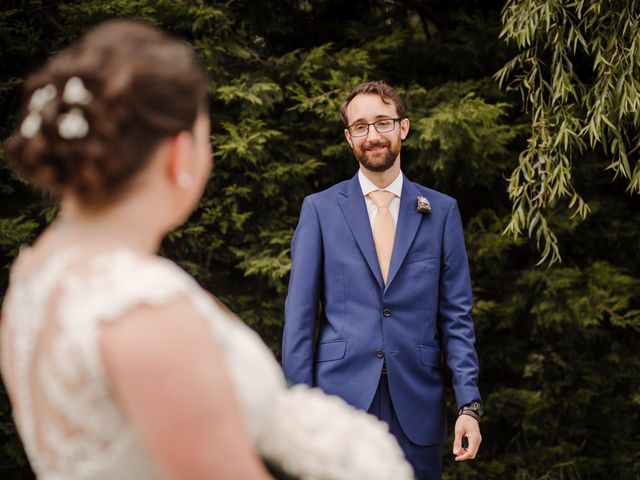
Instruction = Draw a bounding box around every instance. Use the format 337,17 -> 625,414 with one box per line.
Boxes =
458,400 -> 483,422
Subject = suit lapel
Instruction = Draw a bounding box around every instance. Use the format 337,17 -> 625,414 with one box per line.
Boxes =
385,176 -> 423,290
338,175 -> 384,289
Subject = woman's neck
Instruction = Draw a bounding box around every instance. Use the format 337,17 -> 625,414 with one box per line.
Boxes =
51,195 -> 166,254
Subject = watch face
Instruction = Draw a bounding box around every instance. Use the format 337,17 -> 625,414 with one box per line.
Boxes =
471,401 -> 484,416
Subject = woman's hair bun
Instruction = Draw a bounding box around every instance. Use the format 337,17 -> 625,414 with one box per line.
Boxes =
5,20 -> 208,204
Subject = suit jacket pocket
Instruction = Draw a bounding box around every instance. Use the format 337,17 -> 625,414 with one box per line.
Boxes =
404,251 -> 436,265
419,345 -> 442,369
316,340 -> 347,362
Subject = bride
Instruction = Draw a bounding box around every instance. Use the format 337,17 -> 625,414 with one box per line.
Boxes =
0,20 -> 413,480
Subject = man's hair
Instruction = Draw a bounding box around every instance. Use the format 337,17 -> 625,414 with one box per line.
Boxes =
339,81 -> 406,126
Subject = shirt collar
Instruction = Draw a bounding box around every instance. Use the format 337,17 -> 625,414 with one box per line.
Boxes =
358,169 -> 403,197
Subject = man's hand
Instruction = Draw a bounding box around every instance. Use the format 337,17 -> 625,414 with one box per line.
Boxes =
453,414 -> 482,461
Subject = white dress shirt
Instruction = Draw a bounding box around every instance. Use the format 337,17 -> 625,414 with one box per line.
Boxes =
358,169 -> 403,233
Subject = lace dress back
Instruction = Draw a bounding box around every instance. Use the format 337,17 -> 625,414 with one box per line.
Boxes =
1,249 -> 285,479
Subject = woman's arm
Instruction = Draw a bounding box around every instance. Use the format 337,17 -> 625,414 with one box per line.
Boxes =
101,294 -> 271,480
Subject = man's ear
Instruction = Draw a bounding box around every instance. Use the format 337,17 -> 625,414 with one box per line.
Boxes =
344,128 -> 354,149
400,117 -> 410,141
165,131 -> 193,185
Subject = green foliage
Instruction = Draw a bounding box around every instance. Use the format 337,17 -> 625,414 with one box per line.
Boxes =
1,1 -> 639,479
408,90 -> 522,188
496,0 -> 640,265
470,259 -> 640,478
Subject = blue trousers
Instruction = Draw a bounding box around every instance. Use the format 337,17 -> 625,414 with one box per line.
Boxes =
367,370 -> 442,480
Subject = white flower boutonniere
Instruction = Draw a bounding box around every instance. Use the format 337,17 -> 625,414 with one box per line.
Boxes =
416,195 -> 432,215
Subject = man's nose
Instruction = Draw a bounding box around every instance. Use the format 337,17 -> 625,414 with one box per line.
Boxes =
366,124 -> 382,141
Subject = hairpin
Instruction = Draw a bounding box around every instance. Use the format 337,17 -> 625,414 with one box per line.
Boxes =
58,108 -> 89,139
20,84 -> 57,138
62,77 -> 92,105
20,112 -> 43,138
20,77 -> 93,140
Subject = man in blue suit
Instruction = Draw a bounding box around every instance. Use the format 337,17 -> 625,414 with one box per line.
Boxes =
283,81 -> 482,479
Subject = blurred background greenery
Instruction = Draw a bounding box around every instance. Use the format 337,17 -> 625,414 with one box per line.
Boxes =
1,1 -> 638,478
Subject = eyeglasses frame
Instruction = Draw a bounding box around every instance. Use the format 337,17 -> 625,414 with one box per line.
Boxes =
346,117 -> 405,137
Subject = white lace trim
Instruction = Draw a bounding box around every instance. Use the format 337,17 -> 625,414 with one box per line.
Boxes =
6,251 -> 76,473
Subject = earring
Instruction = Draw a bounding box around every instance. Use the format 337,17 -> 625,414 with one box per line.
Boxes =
177,172 -> 193,189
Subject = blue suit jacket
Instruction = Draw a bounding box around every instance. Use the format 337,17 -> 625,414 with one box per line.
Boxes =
283,173 -> 481,446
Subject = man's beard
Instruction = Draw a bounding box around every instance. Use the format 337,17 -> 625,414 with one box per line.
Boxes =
353,139 -> 400,173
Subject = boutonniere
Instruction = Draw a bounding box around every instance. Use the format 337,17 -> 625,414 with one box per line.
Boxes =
416,195 -> 432,215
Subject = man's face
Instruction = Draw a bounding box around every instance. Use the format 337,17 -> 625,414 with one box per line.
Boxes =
344,93 -> 409,173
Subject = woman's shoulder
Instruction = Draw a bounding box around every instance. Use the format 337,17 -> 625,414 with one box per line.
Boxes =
62,249 -> 202,326
91,249 -> 195,293
7,245 -> 200,329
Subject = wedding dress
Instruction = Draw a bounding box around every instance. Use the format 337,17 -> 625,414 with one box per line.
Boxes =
2,248 -> 286,479
2,247 -> 413,480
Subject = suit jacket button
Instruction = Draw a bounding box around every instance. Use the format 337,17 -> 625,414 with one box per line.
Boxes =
376,349 -> 385,358
383,308 -> 392,317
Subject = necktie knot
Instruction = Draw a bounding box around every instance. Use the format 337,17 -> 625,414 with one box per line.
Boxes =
368,190 -> 395,208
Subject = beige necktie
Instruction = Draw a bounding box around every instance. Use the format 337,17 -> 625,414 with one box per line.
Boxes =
369,190 -> 396,284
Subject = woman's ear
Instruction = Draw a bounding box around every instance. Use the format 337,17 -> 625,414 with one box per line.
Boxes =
165,131 -> 194,189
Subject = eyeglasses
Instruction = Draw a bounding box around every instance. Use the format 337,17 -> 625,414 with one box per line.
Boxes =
347,118 -> 403,137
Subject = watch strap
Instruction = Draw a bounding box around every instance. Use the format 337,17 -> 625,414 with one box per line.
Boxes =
458,410 -> 481,422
